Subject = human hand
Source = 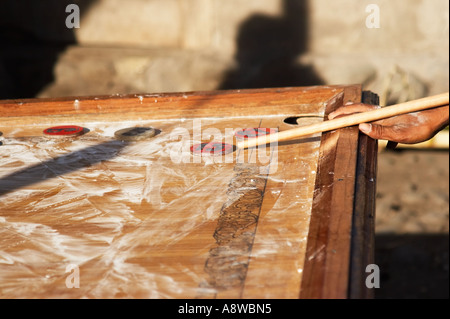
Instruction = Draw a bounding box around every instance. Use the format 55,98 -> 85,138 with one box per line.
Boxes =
328,103 -> 449,146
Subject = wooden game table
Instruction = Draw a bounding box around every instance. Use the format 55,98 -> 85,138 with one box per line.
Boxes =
0,85 -> 378,299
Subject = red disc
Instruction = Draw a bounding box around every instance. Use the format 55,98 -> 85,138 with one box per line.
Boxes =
190,142 -> 234,155
235,128 -> 277,139
43,125 -> 84,136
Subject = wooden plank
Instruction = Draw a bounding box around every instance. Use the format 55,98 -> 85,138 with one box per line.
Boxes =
348,91 -> 379,299
240,117 -> 322,299
0,86 -> 345,121
300,85 -> 363,299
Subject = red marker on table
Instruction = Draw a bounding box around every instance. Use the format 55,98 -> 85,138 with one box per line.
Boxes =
43,125 -> 85,137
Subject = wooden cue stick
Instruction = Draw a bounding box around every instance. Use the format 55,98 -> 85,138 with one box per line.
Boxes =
237,92 -> 449,149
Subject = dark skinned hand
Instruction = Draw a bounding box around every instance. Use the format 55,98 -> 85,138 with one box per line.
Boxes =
328,103 -> 449,148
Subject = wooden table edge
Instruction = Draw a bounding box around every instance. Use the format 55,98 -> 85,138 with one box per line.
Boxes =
300,86 -> 379,299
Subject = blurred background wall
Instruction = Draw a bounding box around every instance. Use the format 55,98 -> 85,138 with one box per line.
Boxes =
0,0 -> 448,299
1,0 -> 448,103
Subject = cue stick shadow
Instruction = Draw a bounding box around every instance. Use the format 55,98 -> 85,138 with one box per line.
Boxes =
0,140 -> 130,197
268,135 -> 321,147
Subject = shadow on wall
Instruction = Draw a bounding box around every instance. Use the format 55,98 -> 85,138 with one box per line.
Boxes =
219,0 -> 323,90
0,0 -> 96,100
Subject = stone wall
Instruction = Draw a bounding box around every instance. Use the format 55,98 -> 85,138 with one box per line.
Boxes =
1,0 -> 448,102
73,0 -> 450,102
307,0 -> 449,104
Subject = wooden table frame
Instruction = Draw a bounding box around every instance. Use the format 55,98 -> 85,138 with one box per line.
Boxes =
300,89 -> 378,299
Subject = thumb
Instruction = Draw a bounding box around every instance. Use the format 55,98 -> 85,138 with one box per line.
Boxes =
359,123 -> 401,147
358,123 -> 388,140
